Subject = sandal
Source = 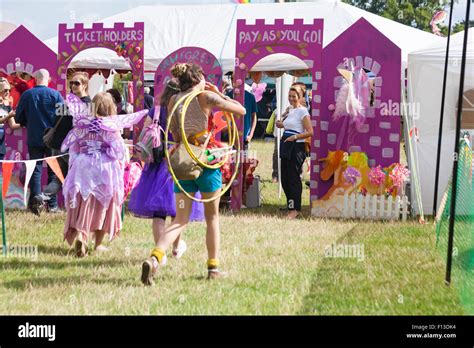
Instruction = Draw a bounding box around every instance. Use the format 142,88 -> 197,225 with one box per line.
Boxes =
74,239 -> 86,258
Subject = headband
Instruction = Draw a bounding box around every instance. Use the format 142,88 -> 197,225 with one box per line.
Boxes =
167,84 -> 181,91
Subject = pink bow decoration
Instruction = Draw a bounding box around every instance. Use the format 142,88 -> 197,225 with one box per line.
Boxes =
251,82 -> 267,102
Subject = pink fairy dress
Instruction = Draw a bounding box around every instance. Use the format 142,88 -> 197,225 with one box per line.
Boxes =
62,93 -> 148,245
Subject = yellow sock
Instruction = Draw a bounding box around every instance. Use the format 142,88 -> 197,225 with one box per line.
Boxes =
207,258 -> 219,270
150,248 -> 165,263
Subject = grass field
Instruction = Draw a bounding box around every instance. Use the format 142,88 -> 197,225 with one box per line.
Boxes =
0,140 -> 468,315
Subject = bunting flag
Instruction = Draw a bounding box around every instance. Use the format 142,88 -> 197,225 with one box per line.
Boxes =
0,146 -> 134,208
45,157 -> 65,184
213,111 -> 228,134
1,162 -> 14,198
23,160 -> 36,207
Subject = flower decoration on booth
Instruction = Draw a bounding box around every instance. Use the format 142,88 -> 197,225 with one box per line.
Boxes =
390,163 -> 410,187
114,41 -> 143,69
358,185 -> 368,196
368,165 -> 386,186
343,166 -> 361,186
368,165 -> 386,194
389,163 -> 410,189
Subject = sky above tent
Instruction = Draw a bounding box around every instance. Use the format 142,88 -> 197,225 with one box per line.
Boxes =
0,0 -> 271,40
1,0 -> 472,41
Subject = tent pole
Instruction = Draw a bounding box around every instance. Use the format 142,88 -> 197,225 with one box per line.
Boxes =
433,0 -> 455,216
445,0 -> 470,285
1,192 -> 6,256
277,76 -> 282,199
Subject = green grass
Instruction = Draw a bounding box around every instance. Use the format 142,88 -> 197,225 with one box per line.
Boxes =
300,222 -> 465,315
0,140 -> 468,315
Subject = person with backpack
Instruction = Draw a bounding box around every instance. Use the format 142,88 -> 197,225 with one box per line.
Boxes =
128,78 -> 204,266
14,69 -> 64,214
139,63 -> 245,285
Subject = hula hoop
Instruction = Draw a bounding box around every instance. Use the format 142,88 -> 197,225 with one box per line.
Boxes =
165,89 -> 241,203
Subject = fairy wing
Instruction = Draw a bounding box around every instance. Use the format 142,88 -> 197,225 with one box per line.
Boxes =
61,93 -> 92,152
65,93 -> 93,127
61,126 -> 88,153
100,110 -> 149,131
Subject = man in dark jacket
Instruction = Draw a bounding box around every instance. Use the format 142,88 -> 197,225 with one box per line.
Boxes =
15,69 -> 63,214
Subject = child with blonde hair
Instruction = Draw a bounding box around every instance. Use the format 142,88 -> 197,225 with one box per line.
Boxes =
62,92 -> 148,256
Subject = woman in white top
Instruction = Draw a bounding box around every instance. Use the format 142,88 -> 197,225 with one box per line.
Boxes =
276,85 -> 313,219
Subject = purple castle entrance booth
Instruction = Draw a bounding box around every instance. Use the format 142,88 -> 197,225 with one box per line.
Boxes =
57,22 -> 145,139
311,18 -> 401,216
234,18 -> 324,212
0,25 -> 58,208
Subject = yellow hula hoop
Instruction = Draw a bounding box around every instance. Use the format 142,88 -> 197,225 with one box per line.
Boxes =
165,89 -> 241,203
180,91 -> 233,169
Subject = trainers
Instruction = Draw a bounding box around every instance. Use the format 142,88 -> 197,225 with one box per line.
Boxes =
30,196 -> 45,217
48,206 -> 62,214
141,256 -> 159,286
172,240 -> 187,259
29,205 -> 41,217
207,268 -> 228,280
161,254 -> 168,265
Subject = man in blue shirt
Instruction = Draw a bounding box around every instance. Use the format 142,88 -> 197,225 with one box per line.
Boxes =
144,86 -> 154,110
15,69 -> 64,214
225,83 -> 257,151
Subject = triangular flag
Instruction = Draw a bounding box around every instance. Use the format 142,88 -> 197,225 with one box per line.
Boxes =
23,160 -> 37,207
1,162 -> 14,198
45,157 -> 65,184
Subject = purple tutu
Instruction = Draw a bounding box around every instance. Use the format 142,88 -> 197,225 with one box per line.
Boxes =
128,161 -> 204,221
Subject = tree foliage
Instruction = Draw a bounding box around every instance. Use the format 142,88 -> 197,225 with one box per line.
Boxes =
342,0 -> 469,35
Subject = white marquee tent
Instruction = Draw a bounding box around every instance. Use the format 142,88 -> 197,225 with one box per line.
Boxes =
44,0 -> 444,75
407,28 -> 473,215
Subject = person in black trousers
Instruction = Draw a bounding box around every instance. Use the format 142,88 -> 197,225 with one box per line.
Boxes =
15,69 -> 64,214
275,85 -> 313,219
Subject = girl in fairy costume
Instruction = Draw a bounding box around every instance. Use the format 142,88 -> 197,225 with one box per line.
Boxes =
62,92 -> 148,257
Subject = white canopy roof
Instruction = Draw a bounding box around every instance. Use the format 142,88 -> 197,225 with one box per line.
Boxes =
45,0 -> 444,73
407,28 -> 473,215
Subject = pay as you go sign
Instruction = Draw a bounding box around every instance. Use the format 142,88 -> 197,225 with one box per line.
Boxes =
238,29 -> 322,45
